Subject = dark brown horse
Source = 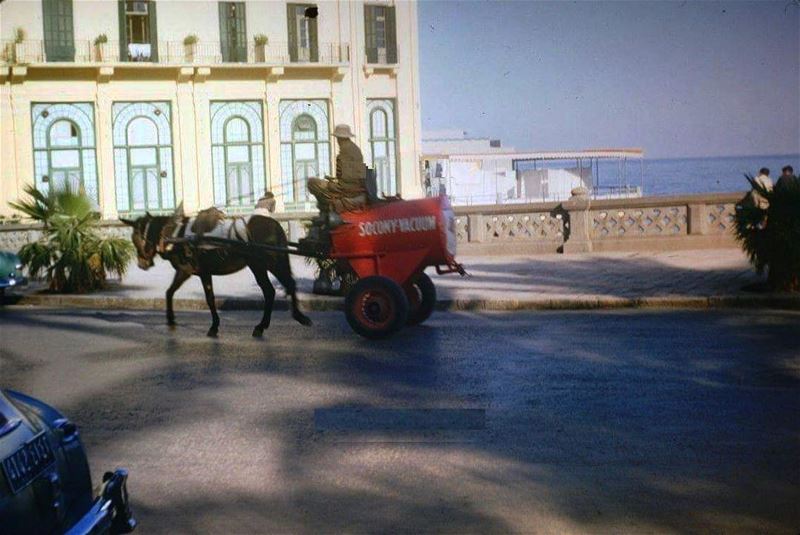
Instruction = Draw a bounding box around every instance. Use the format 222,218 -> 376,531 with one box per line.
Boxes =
121,209 -> 311,337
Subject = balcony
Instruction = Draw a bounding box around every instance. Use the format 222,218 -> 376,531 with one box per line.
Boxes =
1,39 -> 350,75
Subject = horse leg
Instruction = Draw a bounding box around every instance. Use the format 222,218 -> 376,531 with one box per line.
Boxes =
166,269 -> 191,327
272,255 -> 312,327
249,265 -> 276,337
200,272 -> 220,337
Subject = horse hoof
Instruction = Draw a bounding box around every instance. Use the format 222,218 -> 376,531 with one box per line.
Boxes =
295,314 -> 313,327
207,329 -> 218,338
252,326 -> 264,338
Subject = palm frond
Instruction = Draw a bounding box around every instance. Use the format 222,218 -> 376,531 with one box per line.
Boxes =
9,186 -> 135,293
735,176 -> 800,291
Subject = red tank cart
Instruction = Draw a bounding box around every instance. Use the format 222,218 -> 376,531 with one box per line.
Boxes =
329,195 -> 465,338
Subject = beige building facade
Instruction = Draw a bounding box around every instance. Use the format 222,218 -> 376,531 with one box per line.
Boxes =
0,0 -> 422,218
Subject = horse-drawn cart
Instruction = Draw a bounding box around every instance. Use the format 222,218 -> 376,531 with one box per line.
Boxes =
178,195 -> 466,339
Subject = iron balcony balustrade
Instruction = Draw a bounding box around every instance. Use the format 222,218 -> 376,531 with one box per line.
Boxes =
0,39 -> 350,66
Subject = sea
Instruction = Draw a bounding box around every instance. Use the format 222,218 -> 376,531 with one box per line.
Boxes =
593,154 -> 800,196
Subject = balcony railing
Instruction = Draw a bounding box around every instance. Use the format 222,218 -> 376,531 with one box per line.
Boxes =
1,40 -> 45,64
1,39 -> 350,66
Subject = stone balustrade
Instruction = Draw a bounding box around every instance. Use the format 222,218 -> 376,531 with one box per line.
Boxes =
0,192 -> 745,256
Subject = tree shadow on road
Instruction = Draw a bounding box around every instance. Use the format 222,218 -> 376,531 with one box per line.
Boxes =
1,308 -> 799,532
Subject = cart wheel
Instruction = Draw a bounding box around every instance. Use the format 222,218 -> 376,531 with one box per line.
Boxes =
406,273 -> 436,326
345,276 -> 409,339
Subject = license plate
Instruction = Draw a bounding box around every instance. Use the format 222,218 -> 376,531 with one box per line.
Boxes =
2,432 -> 56,494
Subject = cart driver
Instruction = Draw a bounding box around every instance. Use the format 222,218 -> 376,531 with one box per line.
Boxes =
308,124 -> 367,213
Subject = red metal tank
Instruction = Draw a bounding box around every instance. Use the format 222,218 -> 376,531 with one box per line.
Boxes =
330,196 -> 458,284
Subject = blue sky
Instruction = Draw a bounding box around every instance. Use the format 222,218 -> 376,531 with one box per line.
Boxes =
418,0 -> 800,158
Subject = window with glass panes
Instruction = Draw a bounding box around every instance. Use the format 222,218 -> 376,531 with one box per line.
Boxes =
219,2 -> 247,62
112,102 -> 175,214
118,0 -> 158,61
364,4 -> 396,64
366,99 -> 397,196
279,100 -> 330,207
286,3 -> 318,62
31,103 -> 98,204
210,101 -> 266,208
42,0 -> 75,62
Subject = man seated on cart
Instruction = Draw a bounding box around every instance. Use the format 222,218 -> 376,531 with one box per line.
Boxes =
305,124 -> 368,295
307,124 -> 368,214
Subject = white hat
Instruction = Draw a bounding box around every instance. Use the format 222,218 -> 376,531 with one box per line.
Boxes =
333,124 -> 355,139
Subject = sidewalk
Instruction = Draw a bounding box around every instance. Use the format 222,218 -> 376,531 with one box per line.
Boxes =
6,249 -> 799,311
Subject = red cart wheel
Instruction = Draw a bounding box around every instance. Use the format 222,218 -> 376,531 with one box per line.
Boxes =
345,276 -> 409,339
405,273 -> 436,326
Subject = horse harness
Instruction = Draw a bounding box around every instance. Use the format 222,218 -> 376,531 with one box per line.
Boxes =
156,215 -> 251,265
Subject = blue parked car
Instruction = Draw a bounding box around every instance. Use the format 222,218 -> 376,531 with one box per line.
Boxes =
0,389 -> 136,534
0,250 -> 27,298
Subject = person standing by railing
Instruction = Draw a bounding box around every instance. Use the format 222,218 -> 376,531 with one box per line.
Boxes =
775,165 -> 797,192
751,167 -> 773,210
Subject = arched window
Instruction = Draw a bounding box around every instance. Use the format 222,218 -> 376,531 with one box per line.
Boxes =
112,102 -> 175,214
31,103 -> 98,205
366,99 -> 397,196
210,101 -> 266,209
279,100 -> 330,210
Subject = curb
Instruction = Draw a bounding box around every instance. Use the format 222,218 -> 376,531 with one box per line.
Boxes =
4,292 -> 800,312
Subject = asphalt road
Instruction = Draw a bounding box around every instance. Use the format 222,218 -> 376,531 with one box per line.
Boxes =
1,307 -> 798,534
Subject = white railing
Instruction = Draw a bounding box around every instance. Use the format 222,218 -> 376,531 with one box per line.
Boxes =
1,39 -> 350,66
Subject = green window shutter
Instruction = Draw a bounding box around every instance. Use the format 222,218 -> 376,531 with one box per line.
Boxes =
219,2 -> 230,61
42,0 -> 75,62
148,0 -> 159,61
287,3 -> 298,62
219,2 -> 246,62
308,7 -> 318,63
364,5 -> 377,64
235,3 -> 246,61
386,6 -> 397,64
118,0 -> 127,62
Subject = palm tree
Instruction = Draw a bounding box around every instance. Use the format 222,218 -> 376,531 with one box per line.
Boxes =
734,175 -> 800,292
9,185 -> 134,293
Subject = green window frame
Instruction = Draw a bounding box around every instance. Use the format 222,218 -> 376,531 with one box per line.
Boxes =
112,102 -> 175,214
42,0 -> 75,62
366,99 -> 398,196
117,0 -> 159,62
210,101 -> 267,210
219,2 -> 247,62
279,100 -> 330,209
364,4 -> 396,64
286,3 -> 318,63
31,103 -> 99,205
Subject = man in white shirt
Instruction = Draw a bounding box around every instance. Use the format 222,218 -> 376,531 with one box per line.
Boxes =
752,167 -> 773,210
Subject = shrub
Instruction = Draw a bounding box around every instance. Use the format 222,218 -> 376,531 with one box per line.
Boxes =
9,185 -> 134,293
254,34 -> 268,46
14,27 -> 25,44
734,175 -> 800,291
94,34 -> 108,46
183,34 -> 198,46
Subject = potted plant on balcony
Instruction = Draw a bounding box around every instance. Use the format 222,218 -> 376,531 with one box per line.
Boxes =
184,34 -> 198,63
93,34 -> 108,62
254,34 -> 268,62
13,27 -> 26,64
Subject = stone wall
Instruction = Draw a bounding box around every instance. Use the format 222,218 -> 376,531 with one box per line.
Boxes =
0,192 -> 745,255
